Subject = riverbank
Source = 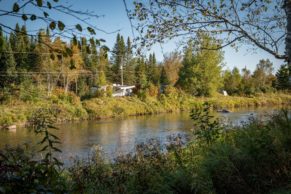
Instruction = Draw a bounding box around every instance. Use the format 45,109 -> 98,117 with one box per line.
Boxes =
83,92 -> 291,119
1,91 -> 291,127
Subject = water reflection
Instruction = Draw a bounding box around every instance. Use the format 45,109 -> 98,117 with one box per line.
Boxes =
0,107 -> 280,164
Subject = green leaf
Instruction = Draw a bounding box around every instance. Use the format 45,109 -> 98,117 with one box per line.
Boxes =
47,2 -> 52,9
89,38 -> 95,45
57,21 -> 65,31
50,54 -> 55,60
53,157 -> 63,164
22,14 -> 28,21
49,21 -> 56,30
45,152 -> 51,159
95,39 -> 100,46
43,12 -> 49,18
101,45 -> 110,52
52,147 -> 62,152
39,136 -> 48,144
30,14 -> 37,21
36,0 -> 43,7
65,47 -> 73,56
47,124 -> 58,129
75,24 -> 82,32
13,3 -> 20,12
39,145 -> 48,152
87,27 -> 96,35
49,133 -> 60,140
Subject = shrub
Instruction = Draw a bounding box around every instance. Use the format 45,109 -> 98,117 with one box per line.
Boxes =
19,80 -> 45,102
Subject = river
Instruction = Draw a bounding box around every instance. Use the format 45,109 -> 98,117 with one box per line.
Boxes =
0,107 -> 278,165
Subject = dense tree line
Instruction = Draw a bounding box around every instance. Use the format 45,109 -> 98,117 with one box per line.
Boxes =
222,59 -> 289,95
0,26 -> 163,99
0,25 -> 290,102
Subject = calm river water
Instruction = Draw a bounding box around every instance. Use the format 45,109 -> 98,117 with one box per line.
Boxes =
0,107 -> 278,164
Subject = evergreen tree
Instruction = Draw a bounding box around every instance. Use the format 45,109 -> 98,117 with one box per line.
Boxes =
0,27 -> 16,88
97,47 -> 108,86
111,33 -> 126,83
34,29 -> 58,96
14,24 -> 29,69
276,64 -> 290,90
135,57 -> 147,88
123,37 -> 136,85
147,53 -> 159,84
81,37 -> 90,68
160,66 -> 170,85
89,38 -> 99,86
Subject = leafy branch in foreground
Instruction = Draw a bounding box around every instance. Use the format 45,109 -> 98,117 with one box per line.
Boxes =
27,107 -> 63,180
190,102 -> 222,145
0,107 -> 66,193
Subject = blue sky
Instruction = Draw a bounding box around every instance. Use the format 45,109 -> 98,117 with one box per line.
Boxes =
0,0 -> 285,72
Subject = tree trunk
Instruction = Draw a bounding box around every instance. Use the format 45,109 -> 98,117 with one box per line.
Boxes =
285,0 -> 291,86
64,76 -> 69,94
286,1 -> 291,61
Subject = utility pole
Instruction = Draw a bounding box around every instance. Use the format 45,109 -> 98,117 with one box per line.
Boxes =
120,57 -> 124,85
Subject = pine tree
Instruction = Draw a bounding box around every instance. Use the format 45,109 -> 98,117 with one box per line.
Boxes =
160,66 -> 170,85
123,37 -> 135,85
0,27 -> 16,88
88,38 -> 99,86
276,64 -> 290,90
111,33 -> 126,83
14,24 -> 29,69
135,57 -> 147,88
81,37 -> 90,68
97,47 -> 108,86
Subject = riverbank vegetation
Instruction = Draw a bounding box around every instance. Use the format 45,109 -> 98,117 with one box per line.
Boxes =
1,105 -> 290,193
1,24 -> 291,126
1,87 -> 291,126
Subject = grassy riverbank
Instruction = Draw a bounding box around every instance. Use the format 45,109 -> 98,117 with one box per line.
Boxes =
83,92 -> 291,119
1,90 -> 291,126
0,90 -> 88,127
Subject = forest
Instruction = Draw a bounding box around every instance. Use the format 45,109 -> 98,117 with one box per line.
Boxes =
0,24 -> 289,98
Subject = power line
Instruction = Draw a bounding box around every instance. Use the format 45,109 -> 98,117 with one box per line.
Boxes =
0,50 -> 146,57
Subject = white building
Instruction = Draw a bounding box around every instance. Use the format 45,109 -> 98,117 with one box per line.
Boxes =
112,84 -> 135,97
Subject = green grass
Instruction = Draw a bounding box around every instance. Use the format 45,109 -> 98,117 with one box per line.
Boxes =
1,91 -> 291,127
83,92 -> 291,119
0,89 -> 88,126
